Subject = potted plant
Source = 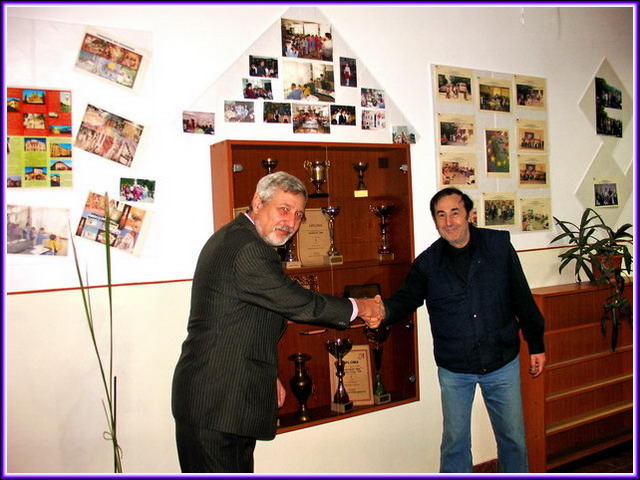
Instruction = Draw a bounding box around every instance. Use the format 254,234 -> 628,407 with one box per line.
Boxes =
551,207 -> 633,350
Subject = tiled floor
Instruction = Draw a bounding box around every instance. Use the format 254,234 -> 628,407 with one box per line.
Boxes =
548,441 -> 634,473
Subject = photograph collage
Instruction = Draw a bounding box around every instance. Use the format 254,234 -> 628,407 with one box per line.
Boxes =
433,65 -> 551,232
181,17 -> 415,143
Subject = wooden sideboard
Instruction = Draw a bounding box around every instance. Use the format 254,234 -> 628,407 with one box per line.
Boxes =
520,282 -> 633,472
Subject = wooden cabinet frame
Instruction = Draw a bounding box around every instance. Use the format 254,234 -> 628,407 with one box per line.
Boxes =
210,140 -> 419,433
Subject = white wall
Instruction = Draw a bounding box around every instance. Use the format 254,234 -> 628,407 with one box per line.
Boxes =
4,4 -> 634,474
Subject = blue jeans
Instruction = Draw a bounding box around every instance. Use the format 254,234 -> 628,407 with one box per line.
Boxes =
437,356 -> 528,473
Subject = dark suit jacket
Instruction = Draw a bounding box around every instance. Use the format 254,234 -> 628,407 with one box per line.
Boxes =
172,214 -> 352,440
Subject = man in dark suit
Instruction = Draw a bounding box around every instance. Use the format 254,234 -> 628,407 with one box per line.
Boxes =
172,172 -> 382,473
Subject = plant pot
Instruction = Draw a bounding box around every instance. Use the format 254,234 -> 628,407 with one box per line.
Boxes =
592,254 -> 623,284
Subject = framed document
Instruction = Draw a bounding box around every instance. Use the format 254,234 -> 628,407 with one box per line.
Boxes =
328,344 -> 374,406
296,208 -> 330,266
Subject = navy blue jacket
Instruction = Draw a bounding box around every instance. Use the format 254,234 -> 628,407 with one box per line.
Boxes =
384,226 -> 544,374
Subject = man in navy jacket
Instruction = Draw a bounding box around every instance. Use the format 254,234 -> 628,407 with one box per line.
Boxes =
383,187 -> 545,473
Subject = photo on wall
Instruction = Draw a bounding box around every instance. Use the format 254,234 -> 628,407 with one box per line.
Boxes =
595,77 -> 623,137
478,77 -> 511,113
223,101 -> 255,123
438,113 -> 475,150
182,111 -> 215,134
516,118 -> 547,153
292,103 -> 330,134
330,105 -> 356,126
339,57 -> 357,87
484,129 -> 510,177
75,27 -> 147,90
482,192 -> 516,228
593,178 -> 619,207
249,55 -> 278,78
392,125 -> 416,144
281,18 -> 333,61
434,64 -> 473,104
263,102 -> 292,123
520,197 -> 551,232
361,109 -> 385,130
439,152 -> 477,188
518,154 -> 548,187
120,177 -> 156,203
7,87 -> 73,188
360,88 -> 386,108
76,191 -> 148,255
515,74 -> 546,110
75,104 -> 144,167
242,78 -> 273,100
283,59 -> 335,102
7,204 -> 70,256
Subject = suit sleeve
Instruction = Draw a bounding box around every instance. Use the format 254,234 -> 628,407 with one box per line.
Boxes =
234,240 -> 352,329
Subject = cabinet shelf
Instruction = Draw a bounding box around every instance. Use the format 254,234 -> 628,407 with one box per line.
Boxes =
209,140 -> 419,435
546,373 -> 632,402
277,391 -> 416,433
546,401 -> 633,436
546,432 -> 633,470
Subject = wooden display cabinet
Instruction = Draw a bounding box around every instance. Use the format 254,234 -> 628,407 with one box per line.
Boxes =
520,282 -> 633,472
210,140 -> 419,433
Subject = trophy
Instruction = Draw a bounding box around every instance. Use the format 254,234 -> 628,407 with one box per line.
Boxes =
370,202 -> 396,260
326,338 -> 354,413
365,326 -> 392,404
304,160 -> 330,198
288,352 -> 313,422
352,161 -> 369,197
261,157 -> 278,175
283,235 -> 302,269
321,206 -> 343,265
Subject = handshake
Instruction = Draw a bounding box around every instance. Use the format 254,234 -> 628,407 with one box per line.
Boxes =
353,295 -> 386,329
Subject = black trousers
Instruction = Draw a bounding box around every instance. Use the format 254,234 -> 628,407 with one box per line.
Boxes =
176,422 -> 257,473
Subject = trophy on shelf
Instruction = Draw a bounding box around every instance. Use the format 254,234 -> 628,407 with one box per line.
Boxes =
321,206 -> 343,265
352,161 -> 369,197
365,325 -> 392,404
283,235 -> 302,269
370,201 -> 396,261
326,338 -> 354,413
261,157 -> 278,175
304,160 -> 330,198
288,352 -> 313,422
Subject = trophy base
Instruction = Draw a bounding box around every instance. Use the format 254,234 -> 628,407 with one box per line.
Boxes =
324,255 -> 344,265
284,261 -> 303,269
353,189 -> 369,198
374,393 -> 392,405
378,253 -> 395,261
309,193 -> 329,198
331,401 -> 354,413
295,411 -> 312,422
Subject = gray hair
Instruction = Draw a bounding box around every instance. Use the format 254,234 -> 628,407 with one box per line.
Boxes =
255,171 -> 308,204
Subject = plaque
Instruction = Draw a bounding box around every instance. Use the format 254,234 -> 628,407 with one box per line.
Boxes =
328,344 -> 374,406
296,208 -> 330,266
